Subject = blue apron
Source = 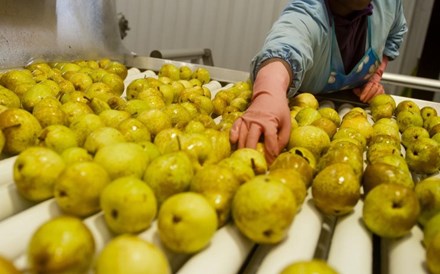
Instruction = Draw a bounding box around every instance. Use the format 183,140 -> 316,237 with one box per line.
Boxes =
321,17 -> 381,93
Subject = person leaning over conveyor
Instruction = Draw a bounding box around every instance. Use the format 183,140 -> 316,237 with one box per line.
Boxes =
230,0 -> 407,164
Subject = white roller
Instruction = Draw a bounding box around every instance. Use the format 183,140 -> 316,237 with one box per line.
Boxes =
138,221 -> 192,272
255,198 -> 323,273
328,201 -> 373,274
0,199 -> 62,260
177,223 -> 254,274
384,225 -> 426,274
14,211 -> 116,271
83,212 -> 114,253
319,100 -> 336,109
0,156 -> 16,187
127,67 -> 141,76
140,70 -> 158,79
122,68 -> 157,98
203,80 -> 223,98
0,183 -> 36,221
338,103 -> 354,118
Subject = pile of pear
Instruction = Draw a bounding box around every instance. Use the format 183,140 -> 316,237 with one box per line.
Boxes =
2,58 -> 440,273
0,60 -> 312,274
367,94 -> 440,274
286,92 -> 440,273
286,93 -> 364,218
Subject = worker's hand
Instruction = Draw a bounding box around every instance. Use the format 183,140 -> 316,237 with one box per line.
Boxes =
353,74 -> 385,103
353,55 -> 389,103
229,60 -> 291,164
230,91 -> 291,164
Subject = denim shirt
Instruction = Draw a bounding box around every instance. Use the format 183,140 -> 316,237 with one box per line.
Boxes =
250,0 -> 408,97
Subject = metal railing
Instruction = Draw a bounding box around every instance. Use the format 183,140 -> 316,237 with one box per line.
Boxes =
382,72 -> 440,93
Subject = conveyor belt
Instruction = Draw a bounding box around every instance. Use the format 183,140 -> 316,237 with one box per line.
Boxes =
1,64 -> 437,274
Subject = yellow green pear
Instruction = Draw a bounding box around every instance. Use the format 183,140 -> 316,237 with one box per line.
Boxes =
423,212 -> 440,248
37,124 -> 78,154
288,125 -> 330,158
190,164 -> 241,227
289,92 -> 319,109
318,107 -> 341,126
421,106 -> 437,122
218,156 -> 255,185
396,110 -> 423,133
153,128 -> 184,155
0,86 -> 21,108
143,151 -> 194,205
426,231 -> 440,274
69,113 -> 105,146
21,83 -> 56,112
0,255 -> 21,274
267,168 -> 307,206
137,108 -> 172,140
98,109 -> 131,128
191,67 -> 211,84
158,63 -> 180,81
54,161 -> 110,217
369,93 -> 396,122
158,192 -> 218,253
415,176 -> 440,226
14,146 -> 65,202
95,234 -> 170,274
371,122 -> 401,143
270,150 -> 315,188
32,96 -> 68,128
94,142 -> 150,180
362,183 -> 420,238
312,163 -> 360,216
362,162 -> 414,195
0,130 -> 5,154
317,140 -> 364,179
100,176 -> 157,234
332,127 -> 367,151
339,112 -> 373,141
27,216 -> 95,274
83,126 -> 126,155
137,141 -> 161,162
280,259 -> 339,274
230,147 -> 267,175
60,101 -> 94,126
60,146 -> 93,165
232,175 -> 297,244
406,137 -> 440,174
117,117 -> 151,143
0,108 -> 42,155
295,107 -> 322,126
395,99 -> 420,116
180,132 -> 213,171
204,129 -> 232,165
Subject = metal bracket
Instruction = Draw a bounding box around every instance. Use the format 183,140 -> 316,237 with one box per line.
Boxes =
150,48 -> 214,66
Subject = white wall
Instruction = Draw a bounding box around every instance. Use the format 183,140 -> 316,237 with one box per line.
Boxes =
116,0 -> 289,72
116,0 -> 433,79
388,0 -> 434,76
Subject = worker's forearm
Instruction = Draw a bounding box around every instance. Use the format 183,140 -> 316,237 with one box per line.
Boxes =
254,59 -> 292,98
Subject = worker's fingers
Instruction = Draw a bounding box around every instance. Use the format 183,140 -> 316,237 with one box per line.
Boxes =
230,118 -> 251,149
229,118 -> 243,144
245,123 -> 263,149
353,87 -> 362,97
361,83 -> 385,103
237,121 -> 250,149
359,82 -> 374,102
277,121 -> 291,153
263,131 -> 279,165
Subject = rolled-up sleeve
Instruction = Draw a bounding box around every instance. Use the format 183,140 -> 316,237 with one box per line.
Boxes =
250,1 -> 327,94
383,1 -> 407,60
